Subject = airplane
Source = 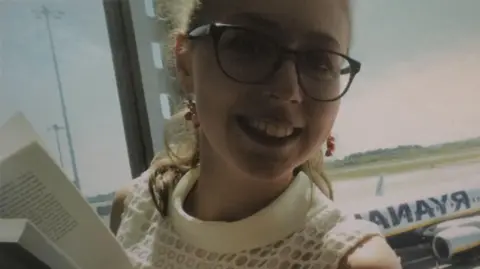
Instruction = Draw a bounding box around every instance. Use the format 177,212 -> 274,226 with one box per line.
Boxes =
350,176 -> 480,264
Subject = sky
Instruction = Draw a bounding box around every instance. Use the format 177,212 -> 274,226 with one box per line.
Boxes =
1,0 -> 480,196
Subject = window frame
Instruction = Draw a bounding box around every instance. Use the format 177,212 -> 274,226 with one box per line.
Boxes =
103,0 -> 178,178
103,0 -> 154,177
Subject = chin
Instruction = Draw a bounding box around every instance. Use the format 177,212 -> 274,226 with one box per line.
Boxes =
235,154 -> 296,181
223,122 -> 307,180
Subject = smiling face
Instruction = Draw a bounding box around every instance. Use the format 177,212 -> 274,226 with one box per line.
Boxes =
176,0 -> 352,179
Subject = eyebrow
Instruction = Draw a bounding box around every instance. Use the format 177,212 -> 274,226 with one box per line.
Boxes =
227,12 -> 340,49
228,12 -> 282,31
304,32 -> 340,50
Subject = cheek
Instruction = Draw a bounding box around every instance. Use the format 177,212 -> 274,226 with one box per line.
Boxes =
306,102 -> 340,146
191,48 -> 240,129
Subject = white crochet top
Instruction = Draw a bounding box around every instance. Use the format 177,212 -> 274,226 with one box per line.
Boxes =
116,169 -> 382,269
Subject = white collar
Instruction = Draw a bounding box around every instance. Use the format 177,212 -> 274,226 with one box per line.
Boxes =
169,168 -> 316,253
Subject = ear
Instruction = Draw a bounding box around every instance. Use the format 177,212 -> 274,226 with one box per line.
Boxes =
175,33 -> 194,96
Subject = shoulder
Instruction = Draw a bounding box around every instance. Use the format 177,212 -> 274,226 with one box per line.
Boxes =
305,193 -> 396,268
341,235 -> 401,269
319,214 -> 400,269
109,170 -> 152,234
109,183 -> 134,234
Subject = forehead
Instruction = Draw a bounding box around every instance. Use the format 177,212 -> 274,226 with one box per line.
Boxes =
203,0 -> 350,52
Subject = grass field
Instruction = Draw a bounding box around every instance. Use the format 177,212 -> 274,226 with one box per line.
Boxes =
327,149 -> 480,180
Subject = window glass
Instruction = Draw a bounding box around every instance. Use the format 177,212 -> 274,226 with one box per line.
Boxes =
329,0 -> 480,203
0,1 -> 132,224
4,0 -> 479,264
326,2 -> 480,265
125,0 -> 174,153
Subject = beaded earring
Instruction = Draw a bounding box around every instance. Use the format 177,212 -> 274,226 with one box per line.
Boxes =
184,99 -> 199,128
325,135 -> 335,157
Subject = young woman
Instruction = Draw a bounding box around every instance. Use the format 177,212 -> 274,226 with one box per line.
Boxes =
110,0 -> 401,268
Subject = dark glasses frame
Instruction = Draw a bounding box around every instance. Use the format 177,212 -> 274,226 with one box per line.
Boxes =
187,23 -> 362,102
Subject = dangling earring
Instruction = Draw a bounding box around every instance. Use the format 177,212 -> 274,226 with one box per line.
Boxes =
184,98 -> 200,168
184,99 -> 200,128
325,135 -> 335,157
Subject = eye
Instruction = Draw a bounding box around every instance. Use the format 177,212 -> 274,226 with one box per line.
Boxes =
220,29 -> 274,58
299,50 -> 344,80
304,51 -> 334,71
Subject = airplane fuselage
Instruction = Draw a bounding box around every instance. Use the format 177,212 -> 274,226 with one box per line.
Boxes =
354,188 -> 480,238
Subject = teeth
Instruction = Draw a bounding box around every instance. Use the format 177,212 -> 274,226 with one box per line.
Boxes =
247,119 -> 294,138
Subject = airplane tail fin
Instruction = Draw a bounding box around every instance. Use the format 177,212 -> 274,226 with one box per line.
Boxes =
375,175 -> 385,197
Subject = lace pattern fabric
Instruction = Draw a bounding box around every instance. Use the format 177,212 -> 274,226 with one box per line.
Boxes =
116,173 -> 382,269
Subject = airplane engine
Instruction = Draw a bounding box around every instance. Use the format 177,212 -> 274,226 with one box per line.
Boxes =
432,225 -> 480,261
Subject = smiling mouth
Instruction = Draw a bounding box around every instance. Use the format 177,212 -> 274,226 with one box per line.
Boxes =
236,116 -> 302,146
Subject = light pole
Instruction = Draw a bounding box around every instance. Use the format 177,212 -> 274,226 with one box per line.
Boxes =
48,124 -> 65,168
35,5 -> 81,190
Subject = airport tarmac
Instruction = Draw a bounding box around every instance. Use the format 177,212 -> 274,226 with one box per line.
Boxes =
333,161 -> 480,210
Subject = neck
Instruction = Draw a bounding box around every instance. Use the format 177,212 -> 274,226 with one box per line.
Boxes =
184,137 -> 293,222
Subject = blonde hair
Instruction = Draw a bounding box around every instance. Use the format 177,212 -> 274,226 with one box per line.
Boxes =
148,0 -> 337,217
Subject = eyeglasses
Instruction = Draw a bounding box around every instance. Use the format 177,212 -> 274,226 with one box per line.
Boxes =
187,23 -> 362,102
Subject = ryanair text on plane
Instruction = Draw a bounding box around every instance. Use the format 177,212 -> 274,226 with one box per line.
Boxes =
354,188 -> 480,236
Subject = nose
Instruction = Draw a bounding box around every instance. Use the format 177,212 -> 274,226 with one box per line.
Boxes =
263,60 -> 303,104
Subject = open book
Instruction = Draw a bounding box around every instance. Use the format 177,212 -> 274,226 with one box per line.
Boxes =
0,113 -> 133,269
0,219 -> 81,269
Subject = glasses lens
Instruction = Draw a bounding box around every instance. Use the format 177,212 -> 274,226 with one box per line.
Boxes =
298,51 -> 352,101
217,28 -> 278,83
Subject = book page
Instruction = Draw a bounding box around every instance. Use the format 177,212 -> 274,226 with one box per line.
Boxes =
0,113 -> 133,269
0,113 -> 50,162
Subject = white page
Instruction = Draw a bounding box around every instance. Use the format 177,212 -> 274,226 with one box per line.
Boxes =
0,112 -> 49,161
0,113 -> 133,269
